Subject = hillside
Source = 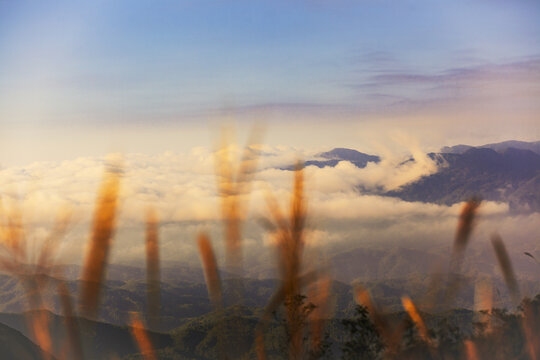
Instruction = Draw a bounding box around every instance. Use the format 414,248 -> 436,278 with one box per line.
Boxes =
0,310 -> 173,359
0,322 -> 52,360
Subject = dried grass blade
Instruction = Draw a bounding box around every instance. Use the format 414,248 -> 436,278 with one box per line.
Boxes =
264,191 -> 289,237
216,127 -> 261,276
445,198 -> 481,308
309,275 -> 331,355
491,234 -> 520,305
215,130 -> 237,264
522,299 -> 540,360
524,251 -> 540,267
197,233 -> 222,309
0,205 -> 26,262
290,161 -> 305,245
36,210 -> 71,272
401,296 -> 429,343
35,312 -> 53,360
256,285 -> 286,360
79,162 -> 122,319
145,208 -> 160,331
283,164 -> 306,293
235,126 -> 263,190
58,282 -> 83,360
129,312 -> 157,360
355,286 -> 401,354
464,340 -> 480,360
473,278 -> 493,333
255,271 -> 318,360
453,197 -> 481,256
198,232 -> 227,360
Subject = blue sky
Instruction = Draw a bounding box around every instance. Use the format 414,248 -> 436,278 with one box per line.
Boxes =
0,0 -> 539,163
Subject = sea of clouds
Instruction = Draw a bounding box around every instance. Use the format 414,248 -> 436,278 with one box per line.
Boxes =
0,144 -> 537,278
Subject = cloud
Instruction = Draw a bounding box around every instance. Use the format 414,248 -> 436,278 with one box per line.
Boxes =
348,56 -> 540,112
193,57 -> 539,119
0,144 -> 533,272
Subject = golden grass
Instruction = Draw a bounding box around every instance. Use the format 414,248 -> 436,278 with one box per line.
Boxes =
473,278 -> 493,334
522,298 -> 540,360
145,208 -> 160,331
0,200 -> 71,360
267,162 -> 306,297
354,286 -> 403,355
262,163 -> 307,359
256,163 -> 332,360
57,282 -> 83,360
453,196 -> 481,256
464,339 -> 480,360
491,234 -> 520,306
308,275 -> 331,355
79,162 -> 122,319
401,296 -> 429,344
441,197 -> 482,309
209,129 -> 262,358
129,312 -> 157,360
197,232 -> 227,360
215,127 -> 261,276
197,232 -> 223,310
490,234 -> 539,360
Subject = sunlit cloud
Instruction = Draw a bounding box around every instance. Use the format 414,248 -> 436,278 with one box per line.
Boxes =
1,143 -> 532,271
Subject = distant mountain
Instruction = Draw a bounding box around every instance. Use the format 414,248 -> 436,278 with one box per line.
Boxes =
56,263 -> 209,283
293,141 -> 540,212
440,144 -> 474,154
318,148 -> 380,165
282,147 -> 380,170
441,140 -> 540,155
329,247 -> 445,283
386,147 -> 540,211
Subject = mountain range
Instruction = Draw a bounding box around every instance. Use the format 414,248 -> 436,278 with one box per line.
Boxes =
440,140 -> 540,155
293,140 -> 540,212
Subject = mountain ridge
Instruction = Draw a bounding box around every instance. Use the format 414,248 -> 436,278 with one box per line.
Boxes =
288,140 -> 540,212
441,140 -> 540,155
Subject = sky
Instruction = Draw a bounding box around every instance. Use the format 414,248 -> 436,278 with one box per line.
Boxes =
0,0 -> 539,164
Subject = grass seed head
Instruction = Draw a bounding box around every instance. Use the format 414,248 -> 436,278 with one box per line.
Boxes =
79,160 -> 122,319
130,312 -> 157,360
145,208 -> 160,330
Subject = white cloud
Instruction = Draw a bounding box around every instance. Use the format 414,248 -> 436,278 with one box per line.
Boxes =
0,144 -> 533,273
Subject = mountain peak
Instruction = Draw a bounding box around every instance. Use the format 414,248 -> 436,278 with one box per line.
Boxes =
318,148 -> 380,163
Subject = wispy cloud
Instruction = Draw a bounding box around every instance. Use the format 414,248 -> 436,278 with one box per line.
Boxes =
346,56 -> 540,112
